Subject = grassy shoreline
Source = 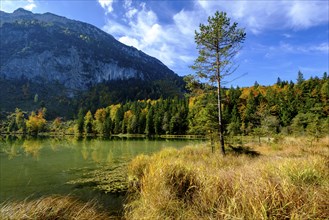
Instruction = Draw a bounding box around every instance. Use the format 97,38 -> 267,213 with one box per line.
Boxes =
125,136 -> 329,219
1,136 -> 328,219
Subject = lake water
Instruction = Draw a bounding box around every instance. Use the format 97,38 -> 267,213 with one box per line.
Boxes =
0,136 -> 202,214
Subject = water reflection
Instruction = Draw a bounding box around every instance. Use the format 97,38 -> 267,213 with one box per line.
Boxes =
81,145 -> 90,161
0,136 -> 203,209
22,139 -> 42,159
0,136 -> 202,163
0,136 -> 24,159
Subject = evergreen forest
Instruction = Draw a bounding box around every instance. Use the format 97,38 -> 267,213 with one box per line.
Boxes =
2,72 -> 328,138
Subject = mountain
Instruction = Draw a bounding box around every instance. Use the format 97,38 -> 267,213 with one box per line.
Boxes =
0,9 -> 184,118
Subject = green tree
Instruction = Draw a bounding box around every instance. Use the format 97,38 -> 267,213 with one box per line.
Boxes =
6,113 -> 17,133
104,109 -> 112,135
145,106 -> 154,135
15,108 -> 26,132
297,70 -> 304,85
75,108 -> 85,135
260,115 -> 279,140
192,11 -> 246,155
243,92 -> 258,133
276,77 -> 282,86
227,106 -> 241,136
306,116 -> 321,142
162,112 -> 170,134
188,93 -> 218,135
138,109 -> 147,134
114,106 -> 124,134
129,114 -> 138,134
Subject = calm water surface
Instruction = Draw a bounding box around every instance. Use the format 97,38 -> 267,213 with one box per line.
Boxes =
0,136 -> 202,212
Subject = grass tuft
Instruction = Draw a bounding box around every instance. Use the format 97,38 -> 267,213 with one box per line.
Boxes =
0,195 -> 112,220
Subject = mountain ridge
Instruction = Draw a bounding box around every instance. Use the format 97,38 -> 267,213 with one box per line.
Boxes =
0,8 -> 181,91
0,8 -> 184,118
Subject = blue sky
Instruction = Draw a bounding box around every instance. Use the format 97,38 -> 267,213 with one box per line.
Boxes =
1,0 -> 328,87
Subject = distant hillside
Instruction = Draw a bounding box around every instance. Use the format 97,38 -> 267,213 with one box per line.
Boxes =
0,8 -> 184,118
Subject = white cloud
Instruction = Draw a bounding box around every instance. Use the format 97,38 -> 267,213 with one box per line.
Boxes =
123,0 -> 137,19
125,8 -> 137,19
24,0 -> 36,11
103,19 -> 128,36
0,0 -> 37,12
119,36 -> 140,49
173,9 -> 202,37
98,0 -> 114,14
287,1 -> 328,29
264,42 -> 329,58
282,33 -> 292,38
307,43 -> 329,54
179,55 -> 195,63
197,0 -> 329,33
279,42 -> 329,54
102,2 -> 198,70
100,0 -> 328,75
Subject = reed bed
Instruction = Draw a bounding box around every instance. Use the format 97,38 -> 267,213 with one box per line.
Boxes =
125,137 -> 329,219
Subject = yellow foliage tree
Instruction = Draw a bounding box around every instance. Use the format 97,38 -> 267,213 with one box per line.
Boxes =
94,108 -> 107,134
26,109 -> 46,135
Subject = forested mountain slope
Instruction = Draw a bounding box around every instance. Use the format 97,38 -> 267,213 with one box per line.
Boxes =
0,8 -> 184,117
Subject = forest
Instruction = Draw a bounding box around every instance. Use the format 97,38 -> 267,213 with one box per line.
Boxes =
2,71 -> 328,139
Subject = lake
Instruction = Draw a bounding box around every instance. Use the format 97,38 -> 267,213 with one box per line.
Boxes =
0,136 -> 203,214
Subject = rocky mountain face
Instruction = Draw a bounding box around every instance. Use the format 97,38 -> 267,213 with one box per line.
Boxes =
0,8 -> 182,91
0,9 -> 184,117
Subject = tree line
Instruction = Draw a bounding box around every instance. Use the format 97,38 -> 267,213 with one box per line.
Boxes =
1,72 -> 328,138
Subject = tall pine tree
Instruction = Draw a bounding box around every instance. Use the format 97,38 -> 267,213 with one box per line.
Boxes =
192,11 -> 246,155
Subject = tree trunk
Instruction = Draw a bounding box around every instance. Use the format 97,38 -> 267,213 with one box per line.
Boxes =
217,80 -> 225,155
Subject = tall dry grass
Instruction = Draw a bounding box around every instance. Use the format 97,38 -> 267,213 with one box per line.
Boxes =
0,195 -> 113,220
125,137 -> 329,219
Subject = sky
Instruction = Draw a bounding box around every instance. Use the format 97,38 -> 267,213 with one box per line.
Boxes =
1,0 -> 328,87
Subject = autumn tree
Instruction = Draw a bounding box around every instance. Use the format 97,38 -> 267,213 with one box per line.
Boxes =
51,117 -> 62,132
26,109 -> 47,135
94,108 -> 107,135
84,111 -> 94,134
192,11 -> 246,155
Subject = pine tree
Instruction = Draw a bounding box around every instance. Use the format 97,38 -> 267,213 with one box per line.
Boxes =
297,70 -> 304,85
192,11 -> 246,155
145,106 -> 154,135
76,108 -> 85,135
